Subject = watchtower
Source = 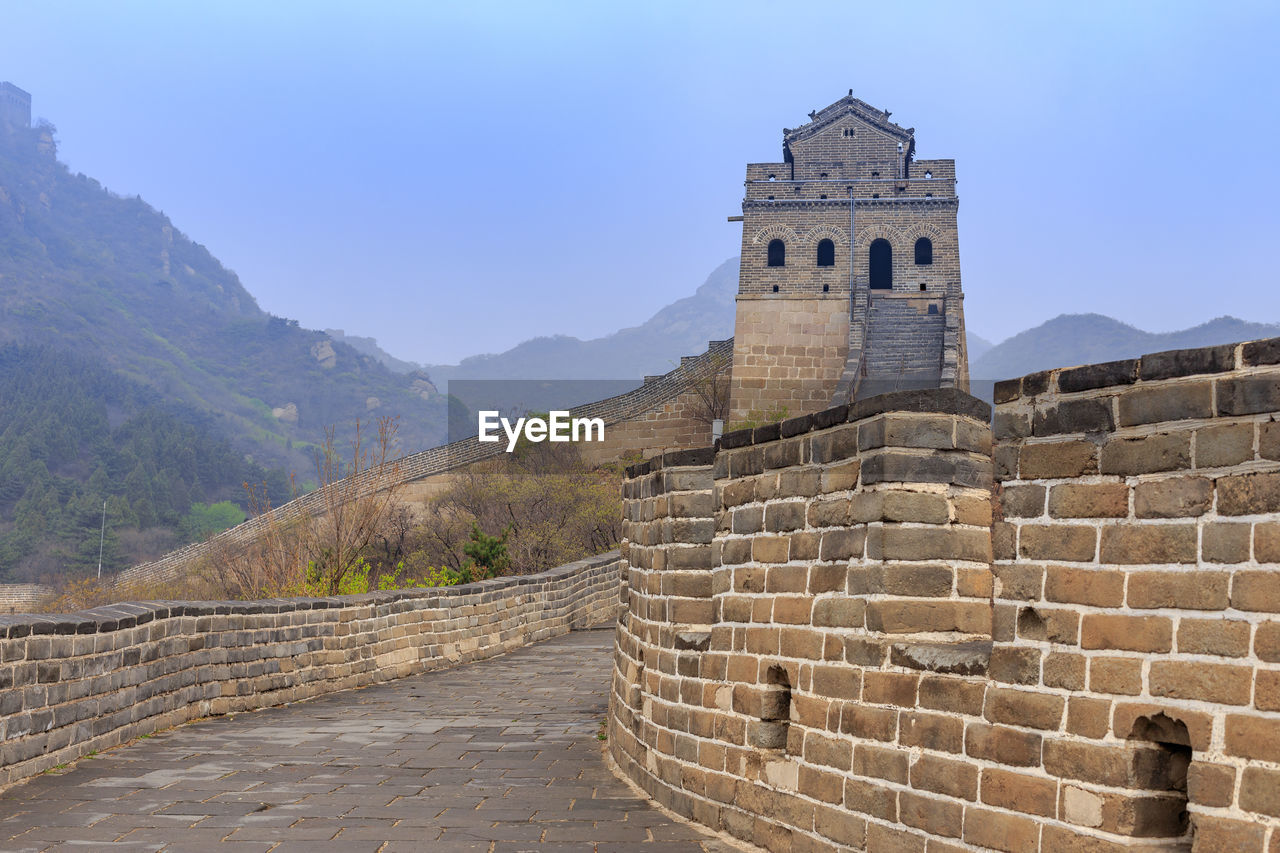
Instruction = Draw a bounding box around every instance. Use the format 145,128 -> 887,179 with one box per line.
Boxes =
727,92 -> 968,422
0,82 -> 31,129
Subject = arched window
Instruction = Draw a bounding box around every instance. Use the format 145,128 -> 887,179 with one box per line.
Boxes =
914,237 -> 933,265
869,239 -> 892,289
816,239 -> 835,267
767,239 -> 785,267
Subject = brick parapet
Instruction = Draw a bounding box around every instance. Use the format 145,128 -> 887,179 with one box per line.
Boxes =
0,553 -> 624,789
610,340 -> 1280,852
990,335 -> 1280,850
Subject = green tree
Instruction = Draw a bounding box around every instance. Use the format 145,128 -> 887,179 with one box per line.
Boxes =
461,523 -> 511,582
179,501 -> 246,543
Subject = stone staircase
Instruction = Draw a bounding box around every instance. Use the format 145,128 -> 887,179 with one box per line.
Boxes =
856,294 -> 945,399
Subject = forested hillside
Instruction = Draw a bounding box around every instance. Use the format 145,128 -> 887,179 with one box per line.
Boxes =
0,120 -> 448,475
0,346 -> 293,582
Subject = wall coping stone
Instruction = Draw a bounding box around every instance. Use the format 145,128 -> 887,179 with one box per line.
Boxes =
626,388 -> 991,477
0,551 -> 621,637
996,334 -> 1280,401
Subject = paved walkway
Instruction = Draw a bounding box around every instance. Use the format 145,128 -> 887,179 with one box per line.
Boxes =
0,629 -> 736,853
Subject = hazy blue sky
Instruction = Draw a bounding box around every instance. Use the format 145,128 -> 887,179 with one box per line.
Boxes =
5,2 -> 1278,364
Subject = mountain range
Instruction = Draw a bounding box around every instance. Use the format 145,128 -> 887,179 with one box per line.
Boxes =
2,108 -> 1275,583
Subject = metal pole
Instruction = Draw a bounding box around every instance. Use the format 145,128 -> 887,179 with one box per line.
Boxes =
848,187 -> 855,293
97,500 -> 106,580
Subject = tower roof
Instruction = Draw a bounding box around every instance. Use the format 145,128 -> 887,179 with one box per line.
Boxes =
783,92 -> 915,159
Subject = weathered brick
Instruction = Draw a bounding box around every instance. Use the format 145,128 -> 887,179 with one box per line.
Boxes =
1018,441 -> 1097,479
1217,471 -> 1280,516
918,676 -> 986,716
1081,614 -> 1172,653
1116,381 -> 1213,426
993,445 -> 1018,480
1041,654 -> 1085,693
862,671 -> 919,706
819,459 -> 860,493
1196,421 -> 1255,468
1177,618 -> 1250,658
1126,570 -> 1229,610
1018,524 -> 1097,562
1099,524 -> 1197,564
1201,521 -> 1252,564
910,753 -> 978,801
867,526 -> 990,562
1043,740 -> 1177,788
965,722 -> 1042,767
1224,714 -> 1280,763
992,521 -> 1015,560
1150,661 -> 1252,705
1088,657 -> 1144,696
752,536 -> 789,564
864,600 -> 990,636
1231,570 -> 1280,612
1186,762 -> 1236,808
1190,815 -> 1267,851
812,597 -> 864,629
1045,565 -> 1124,606
1243,338 -> 1280,366
1033,398 -> 1115,437
988,646 -> 1041,685
984,687 -> 1063,730
875,564 -> 954,597
993,410 -> 1030,441
803,732 -> 853,770
1257,670 -> 1280,712
843,778 -> 898,822
841,704 -> 899,743
962,805 -> 1040,853
1262,421 -> 1280,461
813,804 -> 866,848
980,768 -> 1057,817
1244,763 -> 1280,819
998,484 -> 1044,518
1099,432 -> 1190,475
1065,696 -> 1111,739
1255,522 -> 1280,562
899,789 -> 962,838
1133,476 -> 1211,518
1057,359 -> 1138,393
764,501 -> 806,532
880,491 -> 950,524
1047,482 -> 1129,518
898,711 -> 964,754
1218,376 -> 1280,417
1257,623 -> 1280,662
771,596 -> 813,625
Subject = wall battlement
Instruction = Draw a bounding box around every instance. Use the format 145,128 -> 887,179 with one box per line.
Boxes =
0,82 -> 31,129
0,553 -> 624,789
609,335 -> 1280,852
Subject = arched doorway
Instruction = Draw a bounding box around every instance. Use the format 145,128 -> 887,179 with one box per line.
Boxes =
869,239 -> 892,289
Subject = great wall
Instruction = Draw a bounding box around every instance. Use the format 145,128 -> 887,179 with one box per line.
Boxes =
1,94 -> 1277,850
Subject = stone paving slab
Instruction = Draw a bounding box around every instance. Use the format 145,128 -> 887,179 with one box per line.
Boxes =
0,629 -> 739,852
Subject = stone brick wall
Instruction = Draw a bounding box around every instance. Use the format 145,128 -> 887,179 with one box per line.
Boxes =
0,585 -> 53,615
990,338 -> 1280,851
0,552 -> 623,788
608,340 -> 1280,852
728,296 -> 851,423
